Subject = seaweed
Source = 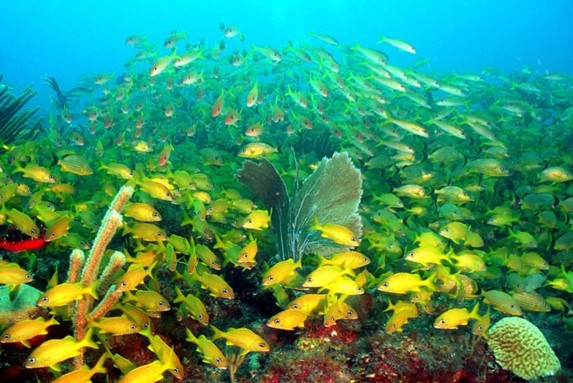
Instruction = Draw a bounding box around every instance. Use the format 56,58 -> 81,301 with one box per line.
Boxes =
0,74 -> 42,144
237,152 -> 362,261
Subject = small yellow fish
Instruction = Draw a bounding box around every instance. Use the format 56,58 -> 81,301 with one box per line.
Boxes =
185,328 -> 227,369
287,294 -> 326,315
238,142 -> 278,158
195,244 -> 222,270
1,316 -> 59,347
378,272 -> 436,294
193,271 -> 234,299
174,286 -> 209,325
140,327 -> 184,380
318,251 -> 370,270
6,208 -> 40,238
210,325 -> 270,355
138,180 -> 173,201
37,281 -> 98,307
378,35 -> 416,54
303,265 -> 350,288
124,290 -> 171,312
44,215 -> 71,242
25,328 -> 98,370
0,262 -> 33,285
262,258 -> 302,287
471,310 -> 491,338
116,263 -> 155,292
99,162 -> 133,180
384,300 -> 419,333
123,223 -> 167,242
482,290 -> 523,316
267,308 -> 308,330
237,239 -> 258,265
323,297 -> 359,327
15,164 -> 56,183
310,216 -> 360,247
434,303 -> 481,330
242,209 -> 271,230
124,203 -> 162,222
321,276 -> 364,295
51,353 -> 107,383
58,154 -> 93,176
117,358 -> 176,383
90,316 -> 140,335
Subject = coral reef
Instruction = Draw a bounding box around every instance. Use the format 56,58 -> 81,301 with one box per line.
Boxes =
487,317 -> 561,380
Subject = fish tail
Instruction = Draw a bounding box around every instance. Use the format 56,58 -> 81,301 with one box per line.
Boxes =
91,352 -> 108,374
469,302 -> 481,319
185,328 -> 198,344
209,324 -> 223,340
173,286 -> 186,303
81,327 -> 99,350
87,281 -> 99,300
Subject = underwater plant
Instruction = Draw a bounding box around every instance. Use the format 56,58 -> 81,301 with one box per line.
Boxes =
0,74 -> 42,145
237,151 -> 362,261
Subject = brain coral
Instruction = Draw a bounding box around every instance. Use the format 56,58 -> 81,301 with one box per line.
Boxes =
487,317 -> 560,380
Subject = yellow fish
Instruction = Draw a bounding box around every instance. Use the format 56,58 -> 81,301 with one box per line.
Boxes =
123,223 -> 167,242
434,303 -> 481,330
140,327 -> 184,380
318,251 -> 370,270
185,328 -> 227,369
15,164 -> 55,183
242,209 -> 271,230
237,239 -> 258,265
310,216 -> 360,247
323,297 -> 359,327
192,271 -> 234,299
138,180 -> 173,201
405,247 -> 451,267
287,294 -> 326,315
210,325 -> 270,355
320,276 -> 364,295
482,290 -> 523,316
1,316 -> 60,347
58,154 -> 93,176
6,208 -> 40,238
51,353 -> 107,383
303,265 -> 351,288
471,310 -> 491,338
262,258 -> 302,287
99,162 -> 133,180
44,215 -> 71,242
37,281 -> 98,307
267,309 -> 308,330
116,263 -> 155,292
124,290 -> 171,312
378,272 -> 436,294
384,300 -> 419,333
117,358 -> 176,383
0,262 -> 33,285
195,244 -> 222,270
238,142 -> 278,158
89,316 -> 140,335
124,203 -> 162,222
25,328 -> 98,370
174,286 -> 209,326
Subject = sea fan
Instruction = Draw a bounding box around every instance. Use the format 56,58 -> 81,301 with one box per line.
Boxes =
237,152 -> 362,261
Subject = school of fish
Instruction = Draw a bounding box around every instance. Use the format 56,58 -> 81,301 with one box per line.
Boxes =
1,23 -> 573,381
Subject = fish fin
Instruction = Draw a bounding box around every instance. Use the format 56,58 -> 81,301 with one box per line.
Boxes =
22,340 -> 31,348
82,327 -> 99,349
209,324 -> 223,340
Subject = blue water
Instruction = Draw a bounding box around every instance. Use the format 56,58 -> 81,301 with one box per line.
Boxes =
1,0 -> 572,114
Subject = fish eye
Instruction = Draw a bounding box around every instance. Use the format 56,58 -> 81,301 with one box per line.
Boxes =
198,314 -> 203,319
26,274 -> 32,280
439,320 -> 446,325
259,342 -> 266,348
153,213 -> 159,218
216,358 -> 221,363
292,304 -> 299,309
3,334 -> 10,340
50,232 -> 55,238
31,229 -> 37,234
130,325 -> 137,331
159,301 -> 165,306
382,282 -> 389,287
120,282 -> 127,287
274,318 -> 280,324
27,357 -> 35,364
242,253 -> 248,258
347,310 -> 354,315
306,278 -> 312,283
407,252 -> 414,258
41,296 -> 49,302
268,276 -> 274,281
476,325 -> 483,331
